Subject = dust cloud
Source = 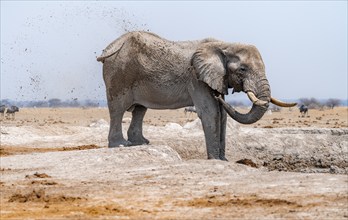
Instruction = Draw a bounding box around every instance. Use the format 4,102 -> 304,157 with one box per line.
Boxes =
1,2 -> 149,102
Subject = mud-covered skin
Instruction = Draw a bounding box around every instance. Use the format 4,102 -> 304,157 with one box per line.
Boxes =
98,31 -> 274,160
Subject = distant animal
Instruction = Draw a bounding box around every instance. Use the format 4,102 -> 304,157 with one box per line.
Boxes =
184,106 -> 196,115
97,31 -> 296,160
299,105 -> 308,117
6,106 -> 19,120
270,105 -> 281,112
0,105 -> 7,119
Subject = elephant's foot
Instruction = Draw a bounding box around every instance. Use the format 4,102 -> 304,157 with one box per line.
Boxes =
108,139 -> 132,148
219,156 -> 228,161
207,153 -> 220,160
219,149 -> 228,161
128,136 -> 150,146
208,156 -> 229,161
207,152 -> 229,161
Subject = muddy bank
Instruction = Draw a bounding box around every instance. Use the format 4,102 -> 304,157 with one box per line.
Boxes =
1,118 -> 348,174
147,119 -> 348,174
1,146 -> 347,219
1,113 -> 348,219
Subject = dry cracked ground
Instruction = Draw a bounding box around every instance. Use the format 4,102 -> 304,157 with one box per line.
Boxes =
1,108 -> 348,219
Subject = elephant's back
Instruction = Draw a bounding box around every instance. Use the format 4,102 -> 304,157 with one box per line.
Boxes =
97,32 -> 171,62
98,31 -> 198,62
104,31 -> 197,77
101,32 -> 198,97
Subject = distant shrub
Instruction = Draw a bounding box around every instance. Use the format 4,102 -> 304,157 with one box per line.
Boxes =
27,101 -> 49,108
83,99 -> 99,107
269,104 -> 281,112
48,98 -> 63,108
298,98 -> 323,109
229,101 -> 245,107
325,98 -> 341,109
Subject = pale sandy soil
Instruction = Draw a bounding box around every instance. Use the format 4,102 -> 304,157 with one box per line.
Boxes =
0,107 -> 347,219
1,106 -> 347,128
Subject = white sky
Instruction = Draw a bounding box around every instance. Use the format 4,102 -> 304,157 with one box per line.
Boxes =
1,1 -> 347,102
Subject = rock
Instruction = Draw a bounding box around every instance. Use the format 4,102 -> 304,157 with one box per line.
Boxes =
183,119 -> 202,130
122,117 -> 132,123
89,119 -> 109,128
236,158 -> 258,168
227,118 -> 240,131
165,123 -> 182,130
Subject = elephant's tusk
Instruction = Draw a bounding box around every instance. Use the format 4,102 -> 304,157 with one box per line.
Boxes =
270,97 -> 297,107
247,91 -> 268,106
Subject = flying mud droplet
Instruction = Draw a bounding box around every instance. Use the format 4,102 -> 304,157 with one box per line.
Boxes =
29,75 -> 41,93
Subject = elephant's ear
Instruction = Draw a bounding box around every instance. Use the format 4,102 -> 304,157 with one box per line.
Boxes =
191,43 -> 227,95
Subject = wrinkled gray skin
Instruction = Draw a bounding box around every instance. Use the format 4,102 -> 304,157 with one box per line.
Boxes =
97,31 -> 275,160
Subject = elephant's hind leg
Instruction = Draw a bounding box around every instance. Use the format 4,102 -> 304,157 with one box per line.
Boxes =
108,113 -> 132,147
107,99 -> 132,147
127,105 -> 150,145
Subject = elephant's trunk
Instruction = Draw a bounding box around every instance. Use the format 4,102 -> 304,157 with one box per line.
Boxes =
217,97 -> 269,124
217,78 -> 271,124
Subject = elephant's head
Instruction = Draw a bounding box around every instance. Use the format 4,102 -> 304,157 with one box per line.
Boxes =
192,41 -> 296,124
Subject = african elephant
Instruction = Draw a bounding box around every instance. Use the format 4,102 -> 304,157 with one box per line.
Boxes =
97,31 -> 295,160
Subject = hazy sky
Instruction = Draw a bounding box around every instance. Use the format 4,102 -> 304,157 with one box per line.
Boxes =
1,1 -> 347,102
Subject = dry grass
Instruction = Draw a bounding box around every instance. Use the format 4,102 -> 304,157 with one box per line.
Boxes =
1,106 -> 347,128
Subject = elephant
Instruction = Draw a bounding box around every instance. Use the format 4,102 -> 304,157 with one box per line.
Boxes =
97,31 -> 296,160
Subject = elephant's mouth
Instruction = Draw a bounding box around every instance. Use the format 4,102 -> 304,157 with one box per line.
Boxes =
231,87 -> 242,94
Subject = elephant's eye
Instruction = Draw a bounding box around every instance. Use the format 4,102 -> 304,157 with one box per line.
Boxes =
239,66 -> 247,73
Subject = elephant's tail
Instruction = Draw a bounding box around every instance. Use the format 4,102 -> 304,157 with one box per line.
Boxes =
97,42 -> 125,63
97,54 -> 112,62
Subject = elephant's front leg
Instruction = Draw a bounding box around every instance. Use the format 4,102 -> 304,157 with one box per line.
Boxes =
199,105 -> 224,160
219,102 -> 228,161
189,81 -> 226,160
194,100 -> 223,159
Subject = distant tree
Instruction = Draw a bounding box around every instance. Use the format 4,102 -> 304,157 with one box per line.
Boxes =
27,100 -> 49,108
0,99 -> 11,106
325,98 -> 341,109
48,98 -> 62,107
229,100 -> 245,107
69,99 -> 80,107
84,99 -> 99,107
298,97 -> 323,109
269,104 -> 281,112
